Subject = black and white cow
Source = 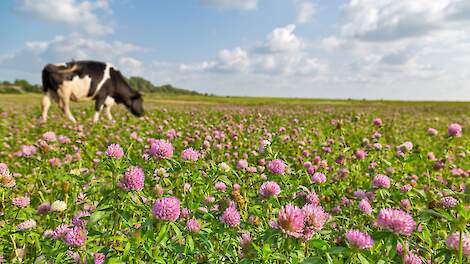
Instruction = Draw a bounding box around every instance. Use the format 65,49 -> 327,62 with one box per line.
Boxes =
41,60 -> 144,123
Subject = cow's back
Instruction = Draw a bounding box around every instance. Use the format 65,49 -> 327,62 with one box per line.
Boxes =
73,61 -> 108,97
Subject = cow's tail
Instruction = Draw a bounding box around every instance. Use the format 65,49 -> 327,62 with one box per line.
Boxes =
41,65 -> 53,93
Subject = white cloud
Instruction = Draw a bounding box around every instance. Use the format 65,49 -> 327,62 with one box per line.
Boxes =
5,0 -> 470,100
167,1 -> 470,100
321,36 -> 344,52
254,25 -> 327,76
0,33 -> 143,80
200,0 -> 257,10
31,33 -> 142,59
14,0 -> 113,35
309,0 -> 470,98
265,24 -> 304,53
184,0 -> 470,99
182,24 -> 327,77
250,52 -> 328,76
216,47 -> 250,72
25,41 -> 49,53
296,1 -> 316,24
340,0 -> 470,42
179,48 -> 250,74
119,57 -> 143,76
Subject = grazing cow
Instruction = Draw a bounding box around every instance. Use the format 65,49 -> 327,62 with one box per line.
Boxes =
41,60 -> 144,123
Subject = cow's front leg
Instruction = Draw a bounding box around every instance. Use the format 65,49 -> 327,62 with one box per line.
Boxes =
104,97 -> 115,121
93,106 -> 103,123
93,97 -> 106,123
104,105 -> 113,121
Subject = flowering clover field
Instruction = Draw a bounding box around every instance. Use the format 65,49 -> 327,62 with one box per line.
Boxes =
1,99 -> 470,263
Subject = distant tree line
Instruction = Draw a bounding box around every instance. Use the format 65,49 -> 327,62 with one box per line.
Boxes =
0,77 -> 209,96
126,77 -> 206,96
0,80 -> 42,94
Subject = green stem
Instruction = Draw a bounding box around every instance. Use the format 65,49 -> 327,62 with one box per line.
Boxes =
10,235 -> 18,261
399,238 -> 407,264
458,230 -> 463,264
345,251 -> 356,264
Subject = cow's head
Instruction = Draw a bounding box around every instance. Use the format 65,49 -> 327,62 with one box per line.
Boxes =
128,92 -> 144,117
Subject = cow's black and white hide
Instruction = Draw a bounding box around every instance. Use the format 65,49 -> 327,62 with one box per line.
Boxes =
41,60 -> 144,123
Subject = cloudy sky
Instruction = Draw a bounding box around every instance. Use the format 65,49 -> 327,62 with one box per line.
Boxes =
1,0 -> 470,100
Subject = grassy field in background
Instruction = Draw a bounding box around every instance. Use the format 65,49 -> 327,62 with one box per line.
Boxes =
1,93 -> 469,125
2,93 -> 470,109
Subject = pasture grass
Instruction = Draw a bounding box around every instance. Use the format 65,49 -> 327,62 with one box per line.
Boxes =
0,93 -> 469,263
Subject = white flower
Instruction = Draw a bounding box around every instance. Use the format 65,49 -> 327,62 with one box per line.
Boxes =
219,162 -> 230,172
154,168 -> 168,178
51,200 -> 67,212
258,140 -> 271,153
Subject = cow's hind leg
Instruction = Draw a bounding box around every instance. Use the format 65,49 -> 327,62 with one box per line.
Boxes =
41,91 -> 60,122
41,93 -> 51,122
57,86 -> 76,123
62,94 -> 76,123
58,99 -> 65,112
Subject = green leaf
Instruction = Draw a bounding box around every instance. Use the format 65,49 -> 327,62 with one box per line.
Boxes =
186,234 -> 194,252
153,257 -> 167,264
381,159 -> 392,166
54,252 -> 66,263
155,222 -> 169,244
357,253 -> 370,264
116,210 -> 132,228
309,239 -> 329,250
421,209 -> 453,221
419,225 -> 432,246
301,257 -> 323,264
262,243 -> 272,257
123,241 -> 131,257
107,257 -> 126,264
170,222 -> 183,241
251,242 -> 260,252
328,246 -> 349,255
89,210 -> 108,224
372,231 -> 390,240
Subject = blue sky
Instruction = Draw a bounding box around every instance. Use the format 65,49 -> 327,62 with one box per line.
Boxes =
1,0 -> 470,100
